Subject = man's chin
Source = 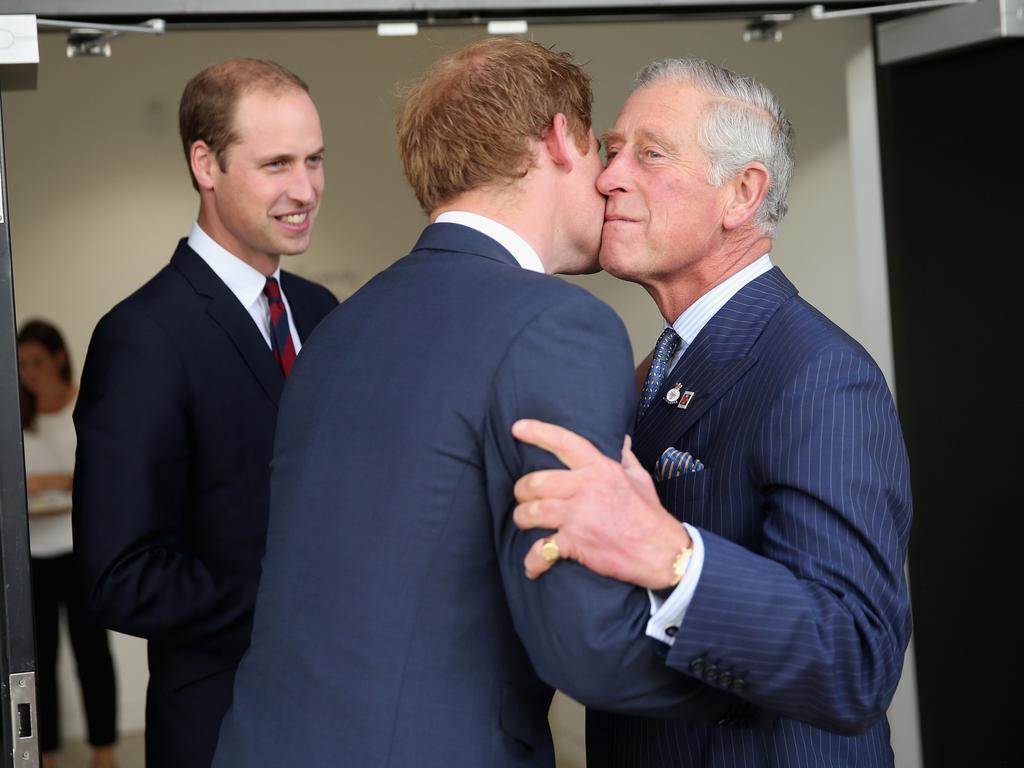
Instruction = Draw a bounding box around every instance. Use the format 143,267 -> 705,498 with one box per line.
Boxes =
598,255 -> 645,287
598,249 -> 628,278
277,236 -> 313,257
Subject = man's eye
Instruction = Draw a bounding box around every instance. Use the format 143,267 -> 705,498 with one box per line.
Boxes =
643,149 -> 663,160
307,154 -> 324,166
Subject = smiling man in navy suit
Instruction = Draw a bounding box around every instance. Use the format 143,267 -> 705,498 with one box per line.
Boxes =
513,59 -> 913,767
211,40 -> 759,768
72,59 -> 337,768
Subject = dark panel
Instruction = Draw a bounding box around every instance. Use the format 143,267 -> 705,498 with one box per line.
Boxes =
876,36 -> 1022,768
1,91 -> 40,768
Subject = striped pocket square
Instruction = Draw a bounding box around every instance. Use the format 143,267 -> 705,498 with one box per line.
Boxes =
656,447 -> 704,481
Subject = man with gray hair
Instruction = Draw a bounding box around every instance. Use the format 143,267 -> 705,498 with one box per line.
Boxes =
512,58 -> 912,766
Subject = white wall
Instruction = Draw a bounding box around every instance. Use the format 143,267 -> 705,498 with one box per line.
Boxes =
4,17 -> 919,765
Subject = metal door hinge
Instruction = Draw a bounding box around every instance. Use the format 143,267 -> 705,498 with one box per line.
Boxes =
9,672 -> 39,767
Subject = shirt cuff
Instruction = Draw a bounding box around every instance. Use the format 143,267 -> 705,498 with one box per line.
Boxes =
645,523 -> 705,646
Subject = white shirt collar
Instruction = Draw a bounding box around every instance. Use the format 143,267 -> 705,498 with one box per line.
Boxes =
669,253 -> 775,345
187,222 -> 283,309
434,211 -> 545,274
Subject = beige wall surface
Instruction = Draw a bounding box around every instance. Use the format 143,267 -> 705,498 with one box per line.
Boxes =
8,18 -> 873,366
4,16 -> 916,766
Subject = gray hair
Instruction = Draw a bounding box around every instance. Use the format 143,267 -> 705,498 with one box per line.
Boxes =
634,58 -> 794,236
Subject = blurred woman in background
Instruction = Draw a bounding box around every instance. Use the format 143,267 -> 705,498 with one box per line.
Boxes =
19,319 -> 117,768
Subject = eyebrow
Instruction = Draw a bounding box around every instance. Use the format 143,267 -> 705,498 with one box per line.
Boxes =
258,146 -> 325,164
600,129 -> 679,154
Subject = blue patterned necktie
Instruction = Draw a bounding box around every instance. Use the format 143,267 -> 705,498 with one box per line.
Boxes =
638,327 -> 682,419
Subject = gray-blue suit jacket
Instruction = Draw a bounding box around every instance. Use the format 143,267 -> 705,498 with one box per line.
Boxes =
213,224 -> 737,767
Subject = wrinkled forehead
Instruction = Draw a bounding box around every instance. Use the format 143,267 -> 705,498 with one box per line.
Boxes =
602,81 -> 707,146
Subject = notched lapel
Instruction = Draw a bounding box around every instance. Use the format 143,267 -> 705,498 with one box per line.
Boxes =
171,242 -> 285,407
279,273 -> 318,342
634,354 -> 757,471
632,267 -> 797,472
206,296 -> 284,406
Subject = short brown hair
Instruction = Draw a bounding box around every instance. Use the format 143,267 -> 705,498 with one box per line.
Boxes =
179,58 -> 309,190
396,38 -> 593,213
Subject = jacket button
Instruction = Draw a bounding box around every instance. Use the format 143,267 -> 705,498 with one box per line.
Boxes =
730,678 -> 745,693
718,671 -> 733,688
704,664 -> 719,683
689,658 -> 705,674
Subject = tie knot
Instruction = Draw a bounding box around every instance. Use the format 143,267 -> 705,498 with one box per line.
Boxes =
653,327 -> 681,363
263,276 -> 282,302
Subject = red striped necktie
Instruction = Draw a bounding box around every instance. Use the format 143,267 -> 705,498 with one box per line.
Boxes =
263,276 -> 297,377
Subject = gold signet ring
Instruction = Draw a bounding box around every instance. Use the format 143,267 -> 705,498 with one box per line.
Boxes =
540,536 -> 561,563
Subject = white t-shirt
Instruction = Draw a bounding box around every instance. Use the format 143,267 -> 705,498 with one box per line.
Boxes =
22,397 -> 76,557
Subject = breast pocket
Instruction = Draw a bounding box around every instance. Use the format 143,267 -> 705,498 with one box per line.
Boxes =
659,467 -> 712,517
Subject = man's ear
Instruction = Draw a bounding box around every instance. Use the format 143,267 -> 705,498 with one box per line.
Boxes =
190,140 -> 219,191
723,162 -> 770,230
542,113 -> 575,173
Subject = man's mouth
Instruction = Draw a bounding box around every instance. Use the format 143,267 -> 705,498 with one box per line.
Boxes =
276,212 -> 308,225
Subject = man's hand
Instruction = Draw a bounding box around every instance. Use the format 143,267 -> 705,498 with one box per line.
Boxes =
512,419 -> 691,590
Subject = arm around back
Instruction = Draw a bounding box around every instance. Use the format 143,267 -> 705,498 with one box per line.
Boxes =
487,288 -> 729,718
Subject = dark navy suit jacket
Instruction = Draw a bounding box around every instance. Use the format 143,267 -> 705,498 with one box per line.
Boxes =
214,224 -> 737,767
72,241 -> 337,768
587,267 -> 913,767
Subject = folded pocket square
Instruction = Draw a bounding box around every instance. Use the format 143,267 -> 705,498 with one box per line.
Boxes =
656,447 -> 704,481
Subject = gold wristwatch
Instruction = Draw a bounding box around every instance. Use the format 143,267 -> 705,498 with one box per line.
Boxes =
670,544 -> 694,586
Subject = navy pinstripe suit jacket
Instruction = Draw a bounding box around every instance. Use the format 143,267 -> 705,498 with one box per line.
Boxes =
587,267 -> 913,767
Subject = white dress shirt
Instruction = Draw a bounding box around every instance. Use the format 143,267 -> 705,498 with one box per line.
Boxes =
188,223 -> 302,353
646,253 -> 774,644
434,211 -> 546,273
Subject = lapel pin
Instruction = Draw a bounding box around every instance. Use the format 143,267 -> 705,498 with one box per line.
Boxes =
664,384 -> 683,405
676,390 -> 695,409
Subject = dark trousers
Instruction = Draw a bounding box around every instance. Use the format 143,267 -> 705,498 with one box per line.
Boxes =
31,552 -> 117,752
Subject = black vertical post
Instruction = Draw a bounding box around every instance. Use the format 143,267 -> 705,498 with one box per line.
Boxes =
0,86 -> 40,768
876,36 -> 1022,768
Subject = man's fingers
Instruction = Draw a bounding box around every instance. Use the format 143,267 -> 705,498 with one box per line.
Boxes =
524,534 -> 563,579
621,438 -> 644,473
513,468 -> 586,503
512,419 -> 605,470
513,498 -> 570,531
620,439 -> 662,508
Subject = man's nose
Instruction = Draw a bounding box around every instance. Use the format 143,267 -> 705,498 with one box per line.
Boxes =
288,167 -> 318,204
597,154 -> 630,196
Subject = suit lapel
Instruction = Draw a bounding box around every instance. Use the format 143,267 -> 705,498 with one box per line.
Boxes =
170,240 -> 285,406
279,272 -> 317,342
633,268 -> 798,471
